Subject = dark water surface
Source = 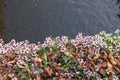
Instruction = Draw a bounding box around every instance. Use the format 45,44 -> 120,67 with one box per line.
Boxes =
0,0 -> 5,39
4,0 -> 120,43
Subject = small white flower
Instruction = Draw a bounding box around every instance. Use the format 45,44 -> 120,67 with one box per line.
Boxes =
11,77 -> 18,80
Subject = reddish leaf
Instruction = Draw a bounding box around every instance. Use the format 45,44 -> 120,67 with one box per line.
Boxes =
112,65 -> 120,74
36,75 -> 42,80
107,62 -> 113,71
34,57 -> 42,66
8,73 -> 14,78
108,72 -> 113,80
58,78 -> 66,80
108,53 -> 116,65
88,47 -> 94,54
5,51 -> 16,59
101,62 -> 107,68
6,60 -> 16,65
99,68 -> 106,76
44,67 -> 53,77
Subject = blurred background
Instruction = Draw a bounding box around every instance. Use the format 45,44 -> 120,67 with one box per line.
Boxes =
0,0 -> 120,43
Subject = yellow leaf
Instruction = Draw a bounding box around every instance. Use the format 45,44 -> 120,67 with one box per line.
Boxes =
34,57 -> 42,63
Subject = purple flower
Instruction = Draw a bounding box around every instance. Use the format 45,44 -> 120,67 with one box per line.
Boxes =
11,77 -> 18,80
42,37 -> 55,48
61,36 -> 69,44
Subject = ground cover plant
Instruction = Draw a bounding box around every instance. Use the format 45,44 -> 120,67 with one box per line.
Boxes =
0,30 -> 120,80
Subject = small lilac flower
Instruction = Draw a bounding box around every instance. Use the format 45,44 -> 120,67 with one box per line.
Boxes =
61,36 -> 69,44
11,77 -> 18,80
33,71 -> 40,75
38,68 -> 44,73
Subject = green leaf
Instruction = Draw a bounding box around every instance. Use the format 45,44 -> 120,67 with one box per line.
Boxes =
91,76 -> 97,80
51,46 -> 59,52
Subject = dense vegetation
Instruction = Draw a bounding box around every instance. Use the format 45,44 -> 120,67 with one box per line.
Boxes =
0,30 -> 120,80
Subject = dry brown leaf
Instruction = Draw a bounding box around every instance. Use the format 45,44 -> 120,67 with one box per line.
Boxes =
117,56 -> 120,62
116,59 -> 120,67
0,74 -> 4,80
108,53 -> 116,65
5,51 -> 16,59
8,73 -> 14,78
0,67 -> 4,74
57,63 -> 62,66
0,62 -> 2,67
34,57 -> 43,66
99,55 -> 107,61
92,54 -> 100,61
48,52 -> 58,61
89,65 -> 95,72
117,51 -> 120,56
34,57 -> 42,63
18,64 -> 26,69
58,78 -> 66,80
75,48 -> 79,54
108,72 -> 113,80
36,75 -> 42,80
0,74 -> 2,78
88,47 -> 94,54
99,68 -> 106,76
74,53 -> 79,59
107,62 -> 113,71
112,65 -> 120,74
82,47 -> 87,52
55,72 -> 59,76
6,60 -> 16,65
101,62 -> 107,68
0,55 -> 4,61
64,51 -> 70,56
54,63 -> 62,74
44,67 -> 53,77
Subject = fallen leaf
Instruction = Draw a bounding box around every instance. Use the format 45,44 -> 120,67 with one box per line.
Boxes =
116,59 -> 120,67
64,51 -> 70,56
89,65 -> 95,72
57,63 -> 62,66
0,67 -> 4,74
108,72 -> 113,80
0,74 -> 4,80
112,65 -> 120,74
108,53 -> 116,65
36,75 -> 42,80
5,51 -> 16,59
48,52 -> 58,61
0,74 -> 2,78
117,56 -> 120,62
44,67 -> 53,77
107,62 -> 112,71
8,73 -> 14,78
99,68 -> 106,76
101,62 -> 107,68
34,57 -> 42,63
58,78 -> 66,80
54,63 -> 62,75
6,60 -> 16,65
92,54 -> 100,61
74,53 -> 79,59
18,64 -> 26,69
88,47 -> 94,54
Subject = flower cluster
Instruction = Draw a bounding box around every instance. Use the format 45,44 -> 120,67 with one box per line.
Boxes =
42,37 -> 55,48
0,39 -> 41,54
0,30 -> 120,80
